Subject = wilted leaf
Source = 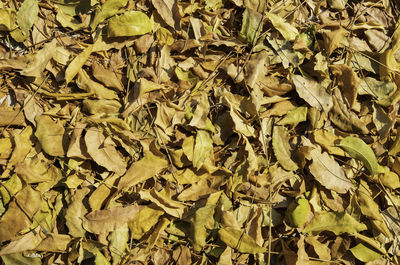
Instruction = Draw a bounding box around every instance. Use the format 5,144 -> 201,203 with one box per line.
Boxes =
272,126 -> 298,171
107,11 -> 152,37
0,9 -> 16,31
151,0 -> 180,29
321,27 -> 348,56
83,204 -> 142,234
292,75 -> 333,113
277,106 -> 307,125
129,206 -> 164,240
266,12 -> 298,41
339,136 -> 383,175
239,8 -> 262,44
218,227 -> 267,254
84,127 -> 126,176
285,198 -> 311,228
91,0 -> 129,31
350,243 -> 382,262
139,188 -> 186,218
65,188 -> 89,237
118,152 -> 168,189
304,211 -> 367,235
0,186 -> 41,243
65,45 -> 94,84
193,130 -> 213,170
307,146 -> 353,194
108,223 -> 129,265
12,0 -> 39,41
1,253 -> 42,265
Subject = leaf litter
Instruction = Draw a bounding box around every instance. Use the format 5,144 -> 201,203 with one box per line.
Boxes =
0,0 -> 400,264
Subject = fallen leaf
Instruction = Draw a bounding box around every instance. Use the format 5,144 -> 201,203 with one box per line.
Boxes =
84,127 -> 126,176
306,144 -> 353,194
83,204 -> 142,234
90,0 -> 129,31
292,75 -> 333,113
350,243 -> 382,262
35,115 -> 68,157
193,130 -> 213,170
107,11 -> 152,37
218,227 -> 267,254
272,126 -> 298,171
118,152 -> 168,189
339,136 -> 383,175
266,12 -> 299,41
304,211 -> 367,235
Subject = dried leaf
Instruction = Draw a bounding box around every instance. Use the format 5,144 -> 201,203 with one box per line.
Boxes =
239,8 -> 262,44
193,130 -> 213,170
272,126 -> 298,171
90,0 -> 129,31
35,115 -> 67,156
266,12 -> 299,41
218,227 -> 267,254
83,204 -> 142,234
339,136 -> 383,175
65,45 -> 94,84
107,11 -> 152,37
304,211 -> 367,235
84,127 -> 126,176
118,152 -> 168,189
292,75 -> 333,113
350,243 -> 382,262
151,0 -> 180,29
307,146 -> 353,194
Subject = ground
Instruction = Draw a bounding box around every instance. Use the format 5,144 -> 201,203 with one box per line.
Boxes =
0,0 -> 400,264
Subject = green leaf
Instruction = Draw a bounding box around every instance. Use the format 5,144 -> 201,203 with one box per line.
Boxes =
218,227 -> 266,254
286,198 -> 311,228
350,243 -> 382,262
277,106 -> 307,125
91,0 -> 129,31
107,11 -> 152,37
303,211 -> 367,235
239,8 -> 262,44
193,130 -> 213,170
338,136 -> 383,175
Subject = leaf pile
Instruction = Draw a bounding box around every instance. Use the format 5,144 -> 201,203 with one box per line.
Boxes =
0,0 -> 400,264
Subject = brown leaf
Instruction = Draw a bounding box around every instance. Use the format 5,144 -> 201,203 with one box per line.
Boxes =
35,115 -> 68,156
118,152 -> 168,189
83,204 -> 142,234
84,127 -> 126,176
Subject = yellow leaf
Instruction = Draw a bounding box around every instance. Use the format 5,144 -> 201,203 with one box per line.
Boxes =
129,206 -> 164,240
107,11 -> 152,37
266,12 -> 299,41
90,0 -> 129,31
193,130 -> 213,170
84,127 -> 126,176
65,45 -> 93,84
139,189 -> 186,218
304,211 -> 367,235
83,204 -> 142,234
118,152 -> 168,189
35,115 -> 67,156
218,227 -> 266,254
272,126 -> 298,171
